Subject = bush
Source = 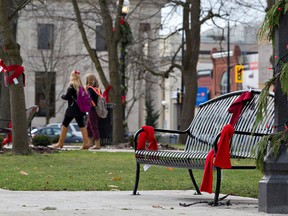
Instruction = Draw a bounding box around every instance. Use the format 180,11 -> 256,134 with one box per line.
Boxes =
52,135 -> 59,144
32,135 -> 51,147
0,135 -> 4,144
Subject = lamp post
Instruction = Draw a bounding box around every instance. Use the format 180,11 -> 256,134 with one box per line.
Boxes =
118,0 -> 130,121
161,100 -> 168,129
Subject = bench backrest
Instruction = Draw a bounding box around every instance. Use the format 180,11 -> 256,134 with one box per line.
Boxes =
26,105 -> 39,137
185,90 -> 274,159
26,105 -> 39,128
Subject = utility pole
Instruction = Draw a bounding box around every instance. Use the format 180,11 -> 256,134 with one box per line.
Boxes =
258,12 -> 288,214
227,20 -> 230,93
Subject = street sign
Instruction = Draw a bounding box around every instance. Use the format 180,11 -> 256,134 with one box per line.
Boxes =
196,87 -> 209,106
235,65 -> 244,83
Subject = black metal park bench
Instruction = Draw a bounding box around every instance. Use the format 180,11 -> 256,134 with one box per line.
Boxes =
132,90 -> 274,205
0,105 -> 39,145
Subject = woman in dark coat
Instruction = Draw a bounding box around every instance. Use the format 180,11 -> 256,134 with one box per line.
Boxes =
53,70 -> 89,149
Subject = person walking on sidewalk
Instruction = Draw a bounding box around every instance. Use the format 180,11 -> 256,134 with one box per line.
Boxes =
85,73 -> 101,149
53,70 -> 89,150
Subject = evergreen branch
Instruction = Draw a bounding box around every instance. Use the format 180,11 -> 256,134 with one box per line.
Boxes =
254,131 -> 288,173
280,61 -> 288,94
258,0 -> 288,43
254,75 -> 278,129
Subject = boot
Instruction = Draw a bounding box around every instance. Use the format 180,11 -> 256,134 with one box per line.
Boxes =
52,126 -> 68,149
90,139 -> 101,150
80,127 -> 89,150
88,137 -> 94,148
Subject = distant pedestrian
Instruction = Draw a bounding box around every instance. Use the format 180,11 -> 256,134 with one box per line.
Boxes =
53,70 -> 89,149
85,73 -> 101,149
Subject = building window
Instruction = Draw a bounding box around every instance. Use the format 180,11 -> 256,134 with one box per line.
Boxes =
35,72 -> 56,117
96,25 -> 107,51
220,71 -> 228,95
37,24 -> 54,50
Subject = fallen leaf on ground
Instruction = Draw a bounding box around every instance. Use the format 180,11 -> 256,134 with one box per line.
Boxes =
167,167 -> 173,171
113,177 -> 123,181
20,171 -> 28,175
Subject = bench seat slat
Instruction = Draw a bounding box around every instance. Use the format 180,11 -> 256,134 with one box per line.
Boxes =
135,150 -> 208,168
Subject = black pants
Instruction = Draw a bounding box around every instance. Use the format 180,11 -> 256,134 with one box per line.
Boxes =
62,115 -> 85,128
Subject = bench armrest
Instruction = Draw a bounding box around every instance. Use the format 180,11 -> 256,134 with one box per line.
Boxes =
0,127 -> 12,134
233,130 -> 269,137
212,130 -> 269,153
133,127 -> 190,151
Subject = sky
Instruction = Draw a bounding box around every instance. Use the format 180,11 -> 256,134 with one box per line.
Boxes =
160,0 -> 267,35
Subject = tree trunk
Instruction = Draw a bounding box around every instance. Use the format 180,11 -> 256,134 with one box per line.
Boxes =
179,0 -> 201,144
0,0 -> 29,154
72,0 -> 125,144
108,43 -> 125,144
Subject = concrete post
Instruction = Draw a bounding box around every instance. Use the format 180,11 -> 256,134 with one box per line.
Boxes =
258,12 -> 288,214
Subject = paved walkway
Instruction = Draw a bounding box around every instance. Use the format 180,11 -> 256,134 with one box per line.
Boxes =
0,189 -> 281,216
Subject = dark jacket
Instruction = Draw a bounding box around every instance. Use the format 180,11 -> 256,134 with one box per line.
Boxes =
87,87 -> 99,111
61,84 -> 85,117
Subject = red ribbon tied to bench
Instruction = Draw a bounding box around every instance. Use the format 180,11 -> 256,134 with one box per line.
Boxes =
200,91 -> 253,194
137,125 -> 158,151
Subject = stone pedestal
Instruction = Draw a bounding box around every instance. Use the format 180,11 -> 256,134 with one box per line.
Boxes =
258,150 -> 288,213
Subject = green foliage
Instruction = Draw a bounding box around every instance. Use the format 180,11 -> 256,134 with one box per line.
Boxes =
258,0 -> 288,43
32,135 -> 51,147
0,135 -> 4,144
52,135 -> 59,144
120,19 -> 133,45
255,62 -> 288,128
254,85 -> 270,128
280,61 -> 288,93
254,131 -> 288,173
145,95 -> 160,128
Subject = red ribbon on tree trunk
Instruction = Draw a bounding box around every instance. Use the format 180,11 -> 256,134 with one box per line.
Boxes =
0,59 -> 25,86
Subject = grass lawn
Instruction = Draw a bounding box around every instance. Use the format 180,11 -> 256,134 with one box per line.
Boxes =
0,150 -> 262,198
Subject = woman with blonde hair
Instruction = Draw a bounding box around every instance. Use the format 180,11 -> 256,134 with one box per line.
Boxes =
53,70 -> 89,149
85,73 -> 101,149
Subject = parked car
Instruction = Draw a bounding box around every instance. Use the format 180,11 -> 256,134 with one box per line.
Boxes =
31,126 -> 83,144
47,123 -> 82,137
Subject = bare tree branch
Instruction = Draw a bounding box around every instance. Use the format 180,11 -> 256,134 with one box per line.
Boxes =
8,0 -> 32,19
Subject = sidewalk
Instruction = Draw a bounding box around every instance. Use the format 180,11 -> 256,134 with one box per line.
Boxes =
0,147 -> 281,216
0,189 -> 279,216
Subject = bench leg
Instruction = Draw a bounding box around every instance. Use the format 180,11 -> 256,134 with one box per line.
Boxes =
188,169 -> 201,195
133,162 -> 140,195
213,167 -> 221,206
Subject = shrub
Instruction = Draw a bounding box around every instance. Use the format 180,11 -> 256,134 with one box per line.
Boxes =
32,135 -> 51,147
52,135 -> 59,144
0,135 -> 4,144
145,94 -> 160,128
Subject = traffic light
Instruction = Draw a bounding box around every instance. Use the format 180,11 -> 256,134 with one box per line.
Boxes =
235,65 -> 244,83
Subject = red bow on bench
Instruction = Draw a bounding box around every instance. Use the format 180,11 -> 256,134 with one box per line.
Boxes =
137,126 -> 158,151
